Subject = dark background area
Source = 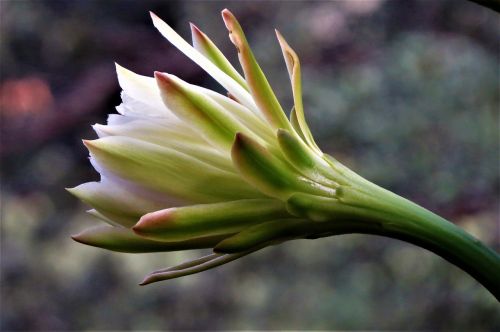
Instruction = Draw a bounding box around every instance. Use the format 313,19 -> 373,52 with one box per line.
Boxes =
1,0 -> 499,330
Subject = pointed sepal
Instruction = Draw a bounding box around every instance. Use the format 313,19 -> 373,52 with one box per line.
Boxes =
277,129 -> 340,187
232,133 -> 335,199
139,248 -> 262,285
149,12 -> 257,112
221,9 -> 291,130
214,218 -> 309,253
155,72 -> 260,151
71,225 -> 227,253
190,23 -> 248,90
132,199 -> 289,241
275,30 -> 321,153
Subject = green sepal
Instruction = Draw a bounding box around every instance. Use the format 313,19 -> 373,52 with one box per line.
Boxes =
275,30 -> 321,153
232,133 -> 335,199
71,225 -> 229,253
139,248 -> 261,285
132,198 -> 290,241
289,106 -> 307,142
221,9 -> 291,130
277,128 -> 317,169
214,218 -> 309,253
277,129 -> 344,188
286,192 -> 372,222
155,72 -> 250,151
190,23 -> 248,90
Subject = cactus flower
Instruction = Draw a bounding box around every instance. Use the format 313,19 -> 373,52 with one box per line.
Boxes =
69,9 -> 500,296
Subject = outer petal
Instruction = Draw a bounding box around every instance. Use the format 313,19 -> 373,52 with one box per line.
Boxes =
277,129 -> 337,187
150,12 -> 259,114
275,31 -> 321,153
115,63 -> 175,118
139,248 -> 262,285
84,136 -> 263,203
194,86 -> 277,144
155,72 -> 265,151
72,225 -> 229,253
214,218 -> 308,253
132,199 -> 289,241
190,23 -> 248,90
221,9 -> 291,130
231,133 -> 336,200
67,177 -> 174,227
93,120 -> 234,173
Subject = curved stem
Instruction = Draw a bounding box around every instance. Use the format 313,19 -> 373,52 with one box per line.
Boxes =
374,186 -> 500,299
308,184 -> 500,300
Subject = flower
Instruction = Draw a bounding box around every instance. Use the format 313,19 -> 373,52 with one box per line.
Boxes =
69,9 -> 339,284
69,9 -> 500,295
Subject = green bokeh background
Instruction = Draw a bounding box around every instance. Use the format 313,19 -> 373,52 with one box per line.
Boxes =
1,0 -> 499,330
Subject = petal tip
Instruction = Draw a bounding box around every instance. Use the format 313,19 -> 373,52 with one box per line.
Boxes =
82,139 -> 92,148
154,71 -> 170,81
132,209 -> 173,235
154,72 -> 179,92
149,11 -> 159,21
189,22 -> 200,33
221,9 -> 236,29
275,29 -> 287,45
114,62 -> 126,71
139,276 -> 152,286
71,231 -> 88,245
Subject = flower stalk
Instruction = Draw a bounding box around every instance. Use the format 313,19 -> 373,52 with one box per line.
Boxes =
287,178 -> 500,298
69,9 -> 500,299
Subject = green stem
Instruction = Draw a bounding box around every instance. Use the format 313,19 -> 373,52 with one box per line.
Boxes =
290,156 -> 500,299
328,184 -> 500,300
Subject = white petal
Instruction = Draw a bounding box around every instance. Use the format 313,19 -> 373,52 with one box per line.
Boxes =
193,85 -> 276,144
68,177 -> 178,227
116,91 -> 179,120
93,120 -> 234,173
115,63 -> 175,118
106,114 -> 145,126
86,136 -> 264,202
150,12 -> 260,115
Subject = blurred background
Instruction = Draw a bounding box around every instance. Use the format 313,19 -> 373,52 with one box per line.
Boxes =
1,0 -> 499,330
